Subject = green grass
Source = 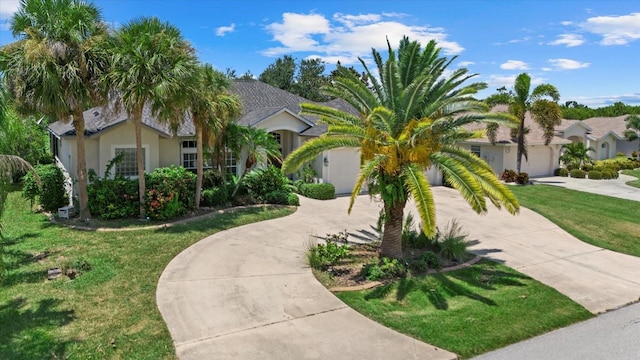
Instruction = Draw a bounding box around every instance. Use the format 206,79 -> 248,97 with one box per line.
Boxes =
622,169 -> 640,188
510,185 -> 640,256
337,261 -> 592,359
0,190 -> 294,359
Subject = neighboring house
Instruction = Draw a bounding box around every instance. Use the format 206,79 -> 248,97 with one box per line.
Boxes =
48,80 -> 365,195
459,105 -> 571,177
556,115 -> 639,160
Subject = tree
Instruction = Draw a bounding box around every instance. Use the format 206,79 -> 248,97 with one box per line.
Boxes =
559,142 -> 594,168
259,55 -> 296,92
103,17 -> 196,217
624,114 -> 640,154
293,58 -> 330,101
230,126 -> 282,197
282,37 -> 519,259
507,73 -> 562,173
186,64 -> 241,207
1,0 -> 110,219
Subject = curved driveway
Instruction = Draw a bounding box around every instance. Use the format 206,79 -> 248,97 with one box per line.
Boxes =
157,187 -> 640,359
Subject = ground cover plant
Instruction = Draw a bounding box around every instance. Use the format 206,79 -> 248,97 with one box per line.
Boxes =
0,190 -> 294,359
510,185 -> 640,256
337,260 -> 592,359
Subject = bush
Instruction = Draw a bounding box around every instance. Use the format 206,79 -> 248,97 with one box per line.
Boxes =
299,183 -> 335,200
569,169 -> 586,178
515,172 -> 529,185
144,166 -> 196,220
361,257 -> 407,281
603,168 -> 619,179
22,164 -> 68,212
409,251 -> 441,272
202,170 -> 226,189
437,219 -> 469,261
201,186 -> 229,207
501,169 -> 517,183
87,174 -> 139,219
557,168 -> 569,177
295,162 -> 317,183
306,231 -> 349,269
588,171 -> 602,180
264,190 -> 300,206
566,163 -> 577,171
581,164 -> 594,172
243,165 -> 294,202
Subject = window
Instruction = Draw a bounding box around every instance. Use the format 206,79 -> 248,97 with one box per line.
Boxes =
50,134 -> 60,158
115,148 -> 145,177
225,148 -> 237,175
181,140 -> 210,170
183,153 -> 197,169
470,145 -> 481,157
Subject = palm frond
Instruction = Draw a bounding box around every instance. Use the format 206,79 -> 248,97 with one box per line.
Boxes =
281,136 -> 360,174
431,152 -> 487,214
348,155 -> 383,214
402,163 -> 437,236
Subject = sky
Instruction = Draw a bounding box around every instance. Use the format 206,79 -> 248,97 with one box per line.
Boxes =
1,0 -> 639,107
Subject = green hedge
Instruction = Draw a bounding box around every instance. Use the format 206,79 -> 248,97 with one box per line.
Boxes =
22,164 -> 68,212
556,168 -> 569,177
265,190 -> 299,206
300,183 -> 335,200
569,169 -> 586,178
588,171 -> 602,180
201,186 -> 229,207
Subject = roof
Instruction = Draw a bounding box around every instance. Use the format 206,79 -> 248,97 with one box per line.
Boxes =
49,79 -> 354,138
463,104 -> 571,146
582,115 -> 629,140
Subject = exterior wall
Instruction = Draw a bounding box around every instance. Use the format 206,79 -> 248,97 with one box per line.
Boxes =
325,148 -> 361,194
615,139 -> 639,157
563,125 -> 588,141
258,112 -> 310,134
592,134 -> 616,160
502,144 -> 561,177
159,137 -> 181,168
97,122 -> 160,177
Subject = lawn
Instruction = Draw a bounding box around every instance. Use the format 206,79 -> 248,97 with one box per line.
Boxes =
337,260 -> 592,359
510,184 -> 640,256
622,169 -> 640,188
0,190 -> 294,359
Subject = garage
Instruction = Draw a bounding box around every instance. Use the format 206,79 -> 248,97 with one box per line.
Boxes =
325,148 -> 362,195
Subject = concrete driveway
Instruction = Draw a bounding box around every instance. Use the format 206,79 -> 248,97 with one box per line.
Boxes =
157,187 -> 640,359
532,173 -> 640,202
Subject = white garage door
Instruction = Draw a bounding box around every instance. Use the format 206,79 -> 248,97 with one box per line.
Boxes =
326,148 -> 361,194
521,146 -> 555,177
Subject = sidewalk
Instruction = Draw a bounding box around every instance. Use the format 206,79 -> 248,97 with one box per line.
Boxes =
532,173 -> 640,202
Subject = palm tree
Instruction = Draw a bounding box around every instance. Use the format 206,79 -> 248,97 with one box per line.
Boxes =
0,0 -> 109,219
508,73 -> 562,173
624,114 -> 640,156
282,37 -> 519,259
230,126 -> 282,197
559,142 -> 594,169
103,17 -> 196,217
186,64 -> 241,207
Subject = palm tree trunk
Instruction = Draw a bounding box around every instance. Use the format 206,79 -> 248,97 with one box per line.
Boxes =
195,123 -> 204,208
134,107 -> 145,218
73,111 -> 91,220
380,199 -> 406,259
516,119 -> 525,174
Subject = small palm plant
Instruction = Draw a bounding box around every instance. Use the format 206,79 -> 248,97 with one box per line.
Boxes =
560,142 -> 594,169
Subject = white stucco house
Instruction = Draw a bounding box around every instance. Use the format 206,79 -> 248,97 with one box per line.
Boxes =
556,115 -> 639,160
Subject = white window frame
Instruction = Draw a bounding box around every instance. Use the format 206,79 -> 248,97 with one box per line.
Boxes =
111,145 -> 149,178
181,140 -> 211,171
225,148 -> 237,175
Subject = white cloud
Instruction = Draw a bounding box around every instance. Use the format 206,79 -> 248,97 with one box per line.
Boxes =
564,93 -> 640,107
262,12 -> 464,64
561,21 -> 573,26
548,34 -> 585,47
500,60 -> 529,70
484,74 -> 545,88
458,61 -> 475,67
581,12 -> 640,45
215,23 -> 236,37
541,67 -> 553,72
548,58 -> 590,70
0,0 -> 19,18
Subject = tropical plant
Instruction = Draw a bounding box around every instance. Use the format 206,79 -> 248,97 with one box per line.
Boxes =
624,114 -> 640,154
1,0 -> 110,219
185,64 -> 241,207
502,73 -> 563,173
230,127 -> 283,197
282,37 -> 519,259
103,17 -> 196,217
559,142 -> 595,169
0,155 -> 36,283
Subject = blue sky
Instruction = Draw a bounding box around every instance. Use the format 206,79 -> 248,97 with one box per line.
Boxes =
1,0 -> 639,107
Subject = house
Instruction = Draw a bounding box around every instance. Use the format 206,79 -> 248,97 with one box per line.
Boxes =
459,105 -> 571,177
556,115 -> 639,160
48,80 -> 364,195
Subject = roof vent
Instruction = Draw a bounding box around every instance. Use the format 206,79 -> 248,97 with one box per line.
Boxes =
93,111 -> 99,117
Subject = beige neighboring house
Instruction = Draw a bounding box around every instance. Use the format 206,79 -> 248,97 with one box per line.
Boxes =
48,80 -> 366,196
459,105 -> 571,177
556,115 -> 639,160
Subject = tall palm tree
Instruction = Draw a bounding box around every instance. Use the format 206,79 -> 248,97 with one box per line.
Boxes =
559,142 -> 594,168
186,64 -> 241,207
0,0 -> 109,219
230,126 -> 282,197
624,114 -> 640,155
103,17 -> 196,217
509,73 -> 562,173
282,37 -> 519,259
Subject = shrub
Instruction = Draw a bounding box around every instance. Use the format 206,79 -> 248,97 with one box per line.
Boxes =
264,190 -> 300,206
616,152 -> 625,157
419,250 -> 441,270
361,257 -> 407,281
632,150 -> 638,159
87,174 -> 139,219
295,162 -> 317,183
588,171 -> 602,180
557,168 -> 569,177
202,170 -> 226,189
553,168 -> 562,176
243,165 -> 294,202
501,169 -> 517,183
515,172 -> 529,185
437,219 -> 469,261
306,231 -> 350,269
603,169 -> 619,179
581,164 -> 594,172
200,186 -> 229,207
299,183 -> 335,200
569,169 -> 586,178
144,166 -> 196,220
22,164 -> 68,212
402,213 -> 436,249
